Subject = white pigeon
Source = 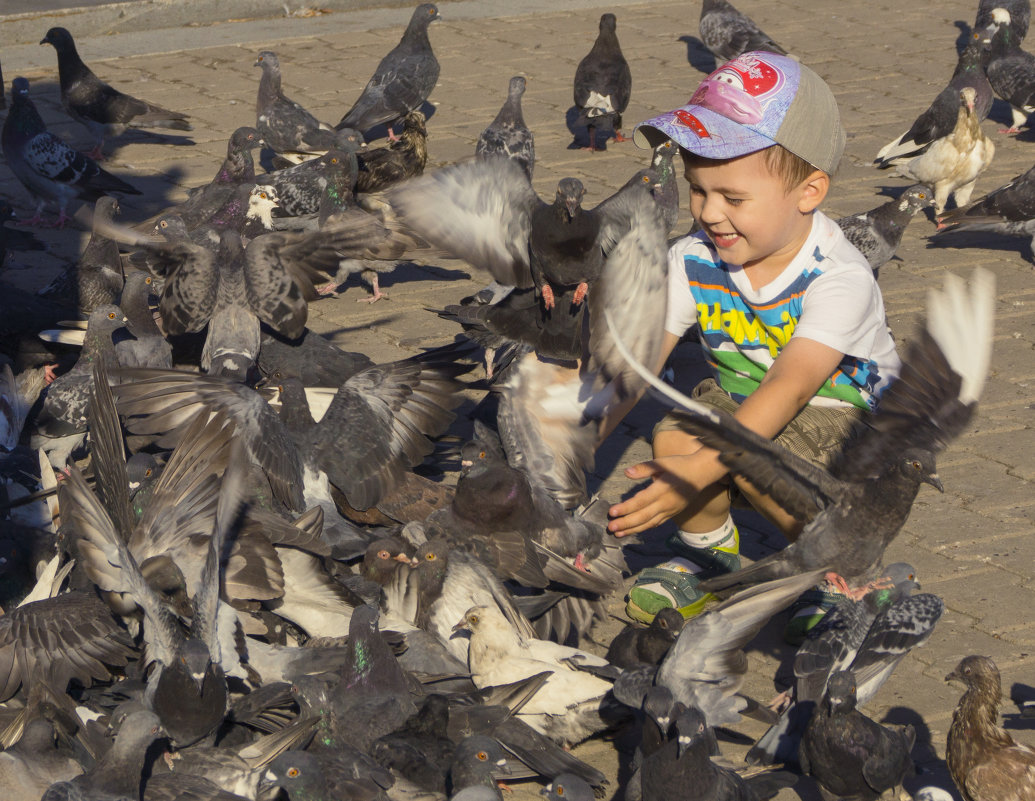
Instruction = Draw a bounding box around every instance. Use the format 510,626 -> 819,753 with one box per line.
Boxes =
454,604 -> 618,747
899,87 -> 995,214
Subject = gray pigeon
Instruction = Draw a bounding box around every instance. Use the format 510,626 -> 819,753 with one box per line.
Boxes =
799,670 -> 916,801
935,162 -> 1035,258
836,185 -> 933,276
573,13 -> 632,151
335,3 -> 441,140
698,0 -> 787,62
608,270 -> 995,596
648,139 -> 680,236
1,77 -> 140,227
264,148 -> 360,217
40,27 -> 191,159
874,39 -> 993,167
41,710 -> 166,801
542,773 -> 595,801
254,50 -> 339,154
477,76 -> 535,180
747,564 -> 942,767
114,271 -> 173,369
983,12 -> 1035,132
0,718 -> 83,801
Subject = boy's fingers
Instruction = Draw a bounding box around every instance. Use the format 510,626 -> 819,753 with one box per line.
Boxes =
623,460 -> 662,479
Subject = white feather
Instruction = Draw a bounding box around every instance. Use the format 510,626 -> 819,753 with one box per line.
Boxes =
926,268 -> 995,405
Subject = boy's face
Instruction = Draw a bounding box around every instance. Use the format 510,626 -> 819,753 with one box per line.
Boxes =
685,150 -> 819,274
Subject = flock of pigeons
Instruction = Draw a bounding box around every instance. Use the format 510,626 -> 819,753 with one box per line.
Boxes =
0,1 -> 1030,801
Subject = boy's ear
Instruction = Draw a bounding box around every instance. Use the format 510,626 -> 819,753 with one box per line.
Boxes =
797,170 -> 830,213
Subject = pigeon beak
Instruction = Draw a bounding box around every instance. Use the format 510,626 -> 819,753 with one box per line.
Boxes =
392,553 -> 413,564
565,197 -> 579,218
39,36 -> 49,46
451,618 -> 469,633
945,669 -> 961,683
923,473 -> 945,493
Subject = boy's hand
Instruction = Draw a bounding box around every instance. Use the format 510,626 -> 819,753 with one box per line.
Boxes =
607,452 -> 725,537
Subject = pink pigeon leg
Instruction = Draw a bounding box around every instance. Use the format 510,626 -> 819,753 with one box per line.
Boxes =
540,283 -> 555,310
572,282 -> 589,306
356,273 -> 388,303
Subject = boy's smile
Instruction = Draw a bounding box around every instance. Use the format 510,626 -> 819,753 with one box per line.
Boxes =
685,150 -> 825,284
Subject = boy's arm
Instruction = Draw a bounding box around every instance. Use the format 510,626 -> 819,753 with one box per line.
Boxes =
607,336 -> 846,537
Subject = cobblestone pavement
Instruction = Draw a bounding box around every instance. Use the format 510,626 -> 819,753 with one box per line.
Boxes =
1,0 -> 1033,798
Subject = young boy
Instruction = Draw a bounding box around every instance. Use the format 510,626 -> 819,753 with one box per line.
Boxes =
607,51 -> 901,630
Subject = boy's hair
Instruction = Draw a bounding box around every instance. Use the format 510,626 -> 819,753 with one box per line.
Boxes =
680,144 -> 821,192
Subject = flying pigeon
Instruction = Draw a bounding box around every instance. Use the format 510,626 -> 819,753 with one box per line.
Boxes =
836,185 -> 934,276
40,26 -> 191,159
606,268 -> 995,596
698,0 -> 788,62
800,670 -> 916,801
1,77 -> 140,227
946,655 -> 1035,801
476,76 -> 535,180
936,162 -> 1035,258
573,13 -> 632,151
897,87 -> 995,215
982,11 -> 1035,133
254,50 -> 339,155
335,3 -> 441,141
874,38 -> 993,167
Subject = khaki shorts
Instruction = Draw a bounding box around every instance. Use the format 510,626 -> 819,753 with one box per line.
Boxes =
653,378 -> 867,470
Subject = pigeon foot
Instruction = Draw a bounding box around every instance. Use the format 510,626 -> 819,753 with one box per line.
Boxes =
540,283 -> 556,310
572,282 -> 589,306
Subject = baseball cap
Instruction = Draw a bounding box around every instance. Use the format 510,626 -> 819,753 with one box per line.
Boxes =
633,52 -> 845,175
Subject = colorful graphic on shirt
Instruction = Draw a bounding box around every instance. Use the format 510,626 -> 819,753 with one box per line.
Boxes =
681,250 -> 886,410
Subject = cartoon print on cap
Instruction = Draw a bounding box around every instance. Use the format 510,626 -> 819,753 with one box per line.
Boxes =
677,53 -> 786,135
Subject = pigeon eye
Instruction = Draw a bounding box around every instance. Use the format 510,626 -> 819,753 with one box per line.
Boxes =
260,192 -> 268,199
425,552 -> 437,561
556,787 -> 564,796
910,460 -> 922,471
469,614 -> 479,625
377,549 -> 391,560
478,450 -> 486,459
641,175 -> 650,184
145,468 -> 153,477
287,767 -> 299,778
331,157 -> 339,164
151,725 -> 160,734
159,220 -> 168,228
476,751 -> 488,761
108,312 -> 117,319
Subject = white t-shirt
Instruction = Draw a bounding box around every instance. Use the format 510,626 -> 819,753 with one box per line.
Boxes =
665,211 -> 901,410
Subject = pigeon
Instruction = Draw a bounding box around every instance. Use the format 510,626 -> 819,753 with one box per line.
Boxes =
58,196 -> 125,314
698,0 -> 788,62
648,139 -> 680,236
799,669 -> 915,801
982,12 -> 1035,133
39,27 -> 191,159
41,710 -> 166,801
898,87 -> 995,215
935,161 -> 1035,258
640,703 -> 795,801
264,148 -> 360,217
254,50 -> 339,155
607,268 -> 994,596
0,361 -> 49,452
449,735 -> 512,796
0,202 -> 46,268
392,158 -> 669,391
613,570 -> 825,727
874,39 -> 993,167
542,774 -> 595,801
114,271 -> 173,369
976,0 -> 1030,40
946,655 -> 1035,801
162,126 -> 264,231
836,185 -> 934,276
257,329 -> 375,387
0,717 -> 83,801
335,3 -> 441,140
355,109 -> 429,193
605,607 -> 685,670
453,604 -> 621,746
476,76 -> 535,180
370,694 -> 456,793
1,77 -> 141,228
573,13 -> 632,151
748,564 -> 942,767
261,749 -> 390,801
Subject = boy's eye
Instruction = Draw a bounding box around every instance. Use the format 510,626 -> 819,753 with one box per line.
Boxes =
724,196 -> 743,206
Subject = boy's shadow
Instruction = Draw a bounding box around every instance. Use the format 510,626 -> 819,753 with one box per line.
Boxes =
678,35 -> 718,74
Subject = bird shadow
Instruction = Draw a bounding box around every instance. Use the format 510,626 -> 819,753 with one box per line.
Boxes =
359,100 -> 438,144
677,35 -> 718,74
883,705 -> 961,800
564,105 -> 614,151
954,20 -> 972,55
925,228 -> 1033,262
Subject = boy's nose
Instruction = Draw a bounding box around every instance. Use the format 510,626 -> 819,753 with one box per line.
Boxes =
697,195 -> 725,226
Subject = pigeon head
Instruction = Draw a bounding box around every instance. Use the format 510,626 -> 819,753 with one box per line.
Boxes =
88,304 -> 129,335
543,773 -> 595,801
898,448 -> 942,491
959,86 -> 977,112
452,734 -> 510,780
598,12 -> 618,34
363,536 -> 416,583
411,3 -> 441,30
40,27 -> 77,53
946,655 -> 1001,696
624,168 -> 662,196
674,704 -> 710,756
10,77 -> 30,102
898,184 -> 933,215
179,637 -> 214,691
127,452 -> 160,494
153,214 -> 190,242
650,606 -> 686,639
415,538 -> 448,578
823,670 -> 859,715
555,178 -> 586,220
254,50 -> 280,71
247,184 -> 280,226
264,750 -> 322,793
509,75 -> 527,98
112,709 -> 166,750
229,126 -> 264,154
401,109 -> 428,137
452,605 -> 487,634
643,685 -> 675,733
332,129 -> 366,153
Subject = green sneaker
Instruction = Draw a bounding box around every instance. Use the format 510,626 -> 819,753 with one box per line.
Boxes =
626,528 -> 741,623
783,587 -> 846,646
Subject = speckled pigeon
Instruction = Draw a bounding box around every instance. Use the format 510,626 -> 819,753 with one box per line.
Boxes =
836,185 -> 933,276
2,77 -> 140,227
254,50 -> 339,154
477,76 -> 535,180
698,0 -> 787,62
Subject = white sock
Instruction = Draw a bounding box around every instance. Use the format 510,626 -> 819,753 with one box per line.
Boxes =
676,515 -> 736,549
